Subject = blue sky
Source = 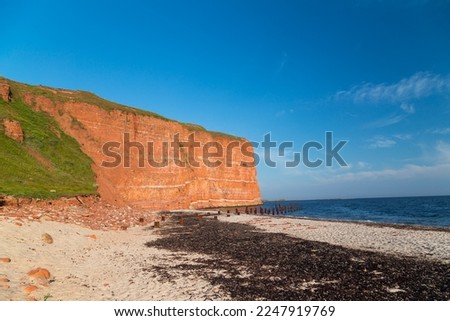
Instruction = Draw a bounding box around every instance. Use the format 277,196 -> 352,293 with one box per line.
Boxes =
1,0 -> 450,200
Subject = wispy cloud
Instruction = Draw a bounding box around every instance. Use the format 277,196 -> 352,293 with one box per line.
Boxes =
276,52 -> 288,74
367,135 -> 397,148
332,141 -> 450,184
356,161 -> 371,169
335,72 -> 450,104
365,113 -> 408,128
428,127 -> 450,135
393,133 -> 413,140
400,102 -> 415,114
275,108 -> 294,118
331,163 -> 450,183
436,141 -> 450,163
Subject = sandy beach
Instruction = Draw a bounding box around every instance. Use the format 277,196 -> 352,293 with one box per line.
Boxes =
1,205 -> 449,301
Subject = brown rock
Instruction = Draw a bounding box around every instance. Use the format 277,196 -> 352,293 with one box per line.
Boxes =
0,81 -> 11,102
88,234 -> 97,240
41,233 -> 54,244
27,268 -> 51,280
0,257 -> 11,263
0,277 -> 9,283
1,284 -> 10,290
23,285 -> 38,294
3,119 -> 24,143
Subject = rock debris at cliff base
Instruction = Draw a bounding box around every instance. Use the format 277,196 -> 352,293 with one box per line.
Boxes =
146,216 -> 450,300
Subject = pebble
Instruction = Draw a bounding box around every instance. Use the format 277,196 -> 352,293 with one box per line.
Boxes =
41,233 -> 54,244
27,268 -> 51,280
23,285 -> 38,294
0,196 -> 160,230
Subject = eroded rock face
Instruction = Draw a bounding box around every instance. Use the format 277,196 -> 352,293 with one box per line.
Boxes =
24,93 -> 262,210
3,119 -> 24,143
0,81 -> 11,102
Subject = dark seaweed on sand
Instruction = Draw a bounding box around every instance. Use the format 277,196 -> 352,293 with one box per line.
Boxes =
146,216 -> 450,301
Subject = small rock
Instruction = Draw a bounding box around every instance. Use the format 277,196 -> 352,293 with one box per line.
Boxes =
41,233 -> 54,244
27,268 -> 51,280
23,285 -> 38,294
0,277 -> 10,283
0,257 -> 11,263
1,284 -> 10,290
26,297 -> 38,301
87,234 -> 97,240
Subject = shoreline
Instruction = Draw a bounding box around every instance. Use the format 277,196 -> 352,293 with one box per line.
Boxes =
268,214 -> 450,232
213,213 -> 450,263
207,205 -> 450,232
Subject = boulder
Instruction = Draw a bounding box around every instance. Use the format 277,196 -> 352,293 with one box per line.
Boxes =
3,119 -> 24,143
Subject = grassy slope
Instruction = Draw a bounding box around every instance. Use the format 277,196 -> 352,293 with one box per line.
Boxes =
0,83 -> 97,198
0,77 -> 243,199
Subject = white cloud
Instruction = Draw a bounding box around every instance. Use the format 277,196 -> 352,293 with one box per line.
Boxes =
357,161 -> 371,169
330,163 -> 450,183
276,52 -> 288,74
429,127 -> 450,135
275,110 -> 286,117
400,102 -> 415,114
394,133 -> 413,140
435,140 -> 450,163
275,108 -> 294,117
335,72 -> 450,103
365,113 -> 408,128
368,136 -> 396,148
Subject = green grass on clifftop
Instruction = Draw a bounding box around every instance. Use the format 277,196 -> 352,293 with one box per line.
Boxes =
6,77 -> 243,140
0,84 -> 97,198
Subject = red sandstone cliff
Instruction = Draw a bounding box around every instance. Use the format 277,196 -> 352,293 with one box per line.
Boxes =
19,88 -> 261,210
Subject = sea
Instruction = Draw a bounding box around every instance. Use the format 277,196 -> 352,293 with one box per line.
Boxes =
263,195 -> 450,228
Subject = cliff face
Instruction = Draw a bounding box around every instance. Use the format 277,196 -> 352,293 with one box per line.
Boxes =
18,87 -> 261,210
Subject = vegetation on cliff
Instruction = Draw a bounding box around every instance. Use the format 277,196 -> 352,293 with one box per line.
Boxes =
0,79 -> 95,198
